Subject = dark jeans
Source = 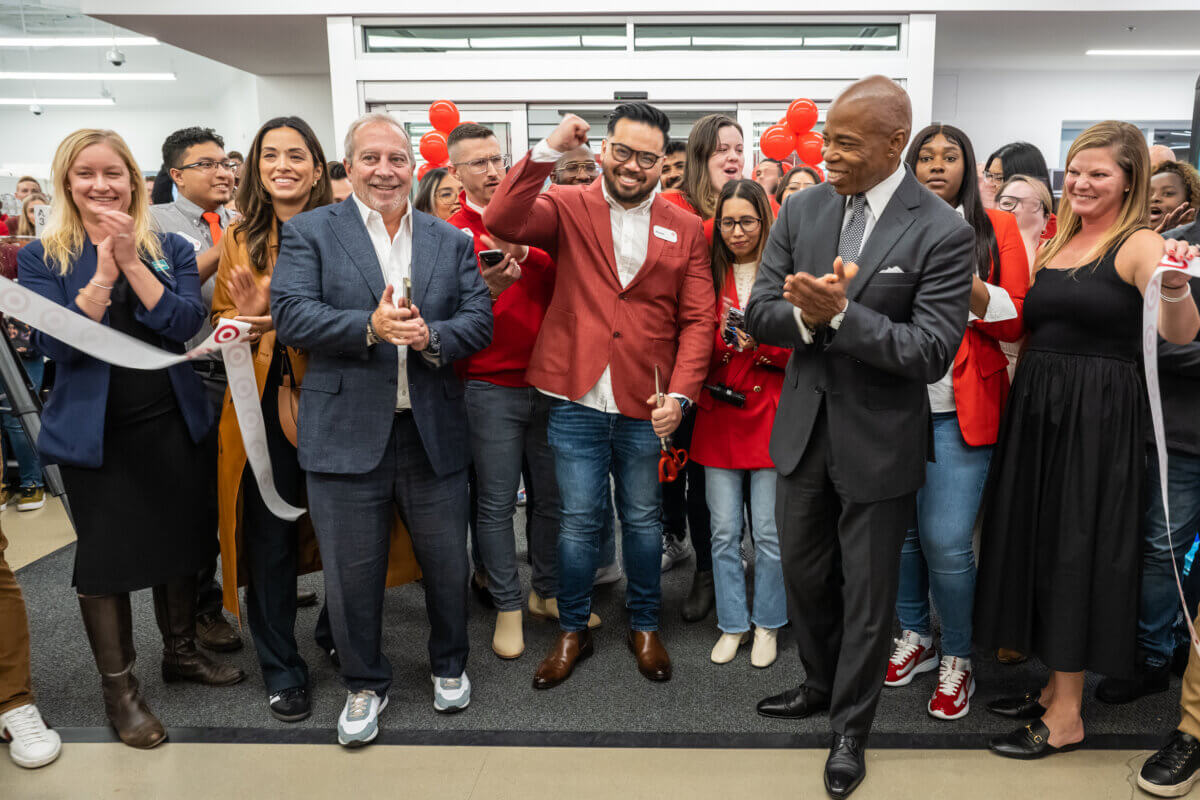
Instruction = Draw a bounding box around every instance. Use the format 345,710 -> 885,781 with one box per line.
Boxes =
307,412 -> 469,694
1139,449 -> 1200,667
465,382 -> 559,608
660,408 -> 711,570
548,402 -> 662,632
1,356 -> 44,488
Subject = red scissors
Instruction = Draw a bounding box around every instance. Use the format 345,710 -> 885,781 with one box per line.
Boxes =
655,365 -> 688,483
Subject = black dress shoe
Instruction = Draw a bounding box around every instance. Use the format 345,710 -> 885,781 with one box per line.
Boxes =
756,685 -> 830,720
1096,654 -> 1170,704
1139,729 -> 1200,797
985,690 -> 1046,719
296,588 -> 318,608
824,734 -> 866,799
268,686 -> 312,723
989,720 -> 1083,760
681,570 -> 715,622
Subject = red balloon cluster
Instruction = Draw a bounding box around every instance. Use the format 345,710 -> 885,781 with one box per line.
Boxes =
759,98 -> 824,166
417,99 -> 461,179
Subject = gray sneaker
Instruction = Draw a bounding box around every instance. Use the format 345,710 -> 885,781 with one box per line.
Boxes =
337,690 -> 387,747
661,536 -> 693,572
432,673 -> 471,713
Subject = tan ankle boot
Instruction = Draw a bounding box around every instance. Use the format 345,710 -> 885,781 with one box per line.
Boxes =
711,631 -> 749,664
751,627 -> 778,668
493,610 -> 525,659
528,591 -> 601,629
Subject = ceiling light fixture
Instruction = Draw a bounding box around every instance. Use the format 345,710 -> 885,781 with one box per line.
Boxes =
0,97 -> 115,106
0,71 -> 175,81
0,36 -> 158,48
1086,49 -> 1200,56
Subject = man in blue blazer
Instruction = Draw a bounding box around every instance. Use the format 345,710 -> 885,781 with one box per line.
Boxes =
271,113 -> 491,747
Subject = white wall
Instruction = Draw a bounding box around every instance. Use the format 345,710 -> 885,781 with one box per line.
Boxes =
253,73 -> 336,160
933,69 -> 1197,168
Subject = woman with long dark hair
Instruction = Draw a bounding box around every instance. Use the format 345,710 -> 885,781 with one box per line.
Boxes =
210,116 -> 331,723
413,167 -> 462,221
775,165 -> 821,207
883,124 -> 1029,721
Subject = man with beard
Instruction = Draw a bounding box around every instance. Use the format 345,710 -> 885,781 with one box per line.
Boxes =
485,103 -> 714,688
660,140 -> 686,191
551,145 -> 599,186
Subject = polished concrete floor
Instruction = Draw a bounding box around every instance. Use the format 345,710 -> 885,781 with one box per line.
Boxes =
1,497 -> 1168,799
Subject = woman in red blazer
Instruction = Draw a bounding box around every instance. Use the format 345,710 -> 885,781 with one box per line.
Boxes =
882,125 -> 1028,721
690,180 -> 790,669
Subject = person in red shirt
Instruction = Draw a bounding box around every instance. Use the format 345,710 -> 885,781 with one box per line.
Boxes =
884,124 -> 1028,722
690,180 -> 790,669
445,124 -> 564,661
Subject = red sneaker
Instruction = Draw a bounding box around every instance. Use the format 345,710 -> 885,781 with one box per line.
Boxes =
928,656 -> 975,720
884,630 -> 938,687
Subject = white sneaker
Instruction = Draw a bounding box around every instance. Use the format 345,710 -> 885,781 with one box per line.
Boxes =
432,673 -> 471,713
1,704 -> 62,768
751,627 -> 778,668
711,631 -> 749,664
661,536 -> 693,572
593,561 -> 624,587
928,656 -> 975,720
884,630 -> 938,687
337,690 -> 387,747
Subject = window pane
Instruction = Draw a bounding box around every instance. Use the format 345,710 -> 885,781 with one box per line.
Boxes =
634,24 -> 899,51
365,25 -> 627,53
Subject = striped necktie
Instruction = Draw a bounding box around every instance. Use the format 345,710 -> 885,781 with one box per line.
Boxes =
838,193 -> 867,263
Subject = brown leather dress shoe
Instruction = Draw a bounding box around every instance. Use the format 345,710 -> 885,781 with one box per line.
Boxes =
627,630 -> 671,682
532,630 -> 593,690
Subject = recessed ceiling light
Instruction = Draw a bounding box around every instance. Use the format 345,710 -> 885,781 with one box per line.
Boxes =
0,97 -> 116,106
1087,49 -> 1200,56
0,36 -> 158,48
0,72 -> 175,81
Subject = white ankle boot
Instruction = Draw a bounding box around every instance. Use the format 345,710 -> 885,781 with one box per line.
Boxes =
751,627 -> 778,668
711,631 -> 749,664
492,610 -> 525,659
1,703 -> 61,768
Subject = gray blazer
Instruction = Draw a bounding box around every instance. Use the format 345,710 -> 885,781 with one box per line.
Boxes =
271,198 -> 492,477
745,170 -> 974,503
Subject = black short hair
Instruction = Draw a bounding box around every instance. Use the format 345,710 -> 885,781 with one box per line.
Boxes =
985,141 -> 1052,197
162,127 -> 224,170
447,123 -> 496,152
759,158 -> 784,174
665,140 -> 686,157
327,160 -> 347,180
607,103 -> 670,149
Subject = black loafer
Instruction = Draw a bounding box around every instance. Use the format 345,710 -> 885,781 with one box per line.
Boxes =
986,690 -> 1046,719
756,685 -> 830,720
989,720 -> 1083,760
824,734 -> 866,798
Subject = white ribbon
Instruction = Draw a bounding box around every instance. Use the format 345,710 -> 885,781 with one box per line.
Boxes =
1142,256 -> 1200,653
0,275 -> 305,521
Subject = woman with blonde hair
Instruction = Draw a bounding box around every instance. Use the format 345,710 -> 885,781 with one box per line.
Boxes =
17,129 -> 244,750
15,192 -> 49,237
995,174 -> 1053,273
974,121 -> 1200,759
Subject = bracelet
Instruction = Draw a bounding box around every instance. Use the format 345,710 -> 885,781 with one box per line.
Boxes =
1161,283 -> 1193,304
77,290 -> 112,308
88,279 -> 114,291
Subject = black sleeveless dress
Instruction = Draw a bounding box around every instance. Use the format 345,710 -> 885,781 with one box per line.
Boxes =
973,237 -> 1145,679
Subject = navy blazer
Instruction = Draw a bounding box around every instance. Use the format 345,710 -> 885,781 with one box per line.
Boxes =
17,233 -> 213,468
270,198 -> 492,477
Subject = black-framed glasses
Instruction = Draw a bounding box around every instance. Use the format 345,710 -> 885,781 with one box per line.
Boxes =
556,160 -> 599,177
609,142 -> 664,170
996,195 -> 1044,213
453,155 -> 509,174
177,159 -> 239,173
717,216 -> 761,234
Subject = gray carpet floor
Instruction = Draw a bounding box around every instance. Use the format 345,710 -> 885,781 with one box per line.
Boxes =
16,516 -> 1181,747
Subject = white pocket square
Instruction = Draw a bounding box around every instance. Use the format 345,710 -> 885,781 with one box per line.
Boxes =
880,266 -> 906,273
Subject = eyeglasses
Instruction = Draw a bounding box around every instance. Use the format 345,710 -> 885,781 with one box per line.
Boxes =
996,195 -> 1045,213
434,188 -> 459,202
982,170 -> 1005,185
177,159 -> 239,174
555,161 -> 599,177
717,216 -> 761,234
609,142 -> 664,170
453,155 -> 509,175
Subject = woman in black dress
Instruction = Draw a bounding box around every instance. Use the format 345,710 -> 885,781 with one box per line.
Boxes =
974,121 -> 1200,759
18,129 -> 244,750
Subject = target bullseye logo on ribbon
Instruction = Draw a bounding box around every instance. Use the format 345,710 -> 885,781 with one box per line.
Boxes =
0,276 -> 304,522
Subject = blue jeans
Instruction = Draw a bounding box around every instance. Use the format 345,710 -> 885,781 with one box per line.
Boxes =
896,412 -> 991,658
1139,449 -> 1200,666
2,357 -> 44,488
465,382 -> 560,610
705,466 -> 787,633
548,401 -> 662,632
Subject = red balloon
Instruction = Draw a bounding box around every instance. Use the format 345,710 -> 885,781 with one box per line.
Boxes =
417,163 -> 436,181
796,131 -> 825,166
428,100 -> 460,134
419,131 -> 449,164
760,125 -> 795,161
787,99 -> 819,135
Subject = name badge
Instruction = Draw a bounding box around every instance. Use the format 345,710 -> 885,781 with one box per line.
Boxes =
177,232 -> 203,253
653,225 -> 677,243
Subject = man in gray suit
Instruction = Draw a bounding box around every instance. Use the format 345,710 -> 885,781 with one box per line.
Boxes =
271,113 -> 491,747
745,77 -> 973,799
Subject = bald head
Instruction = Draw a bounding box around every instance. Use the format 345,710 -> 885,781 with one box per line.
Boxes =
1150,144 -> 1177,169
821,75 -> 913,195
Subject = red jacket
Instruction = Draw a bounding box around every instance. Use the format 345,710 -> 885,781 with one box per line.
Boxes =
659,190 -> 715,243
691,268 -> 791,470
484,153 -> 714,417
952,208 -> 1029,446
447,196 -> 555,387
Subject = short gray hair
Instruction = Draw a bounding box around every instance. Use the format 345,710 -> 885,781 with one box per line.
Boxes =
343,112 -> 414,163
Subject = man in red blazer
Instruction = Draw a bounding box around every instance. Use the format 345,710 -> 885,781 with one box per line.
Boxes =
485,103 -> 714,688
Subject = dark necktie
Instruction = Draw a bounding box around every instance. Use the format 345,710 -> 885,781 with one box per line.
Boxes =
838,193 -> 867,263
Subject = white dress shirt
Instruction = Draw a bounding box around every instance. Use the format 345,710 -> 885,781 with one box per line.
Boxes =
792,163 -> 908,343
354,193 -> 414,410
531,138 -> 677,414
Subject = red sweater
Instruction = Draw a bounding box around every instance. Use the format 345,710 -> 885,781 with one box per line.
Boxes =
448,197 -> 555,387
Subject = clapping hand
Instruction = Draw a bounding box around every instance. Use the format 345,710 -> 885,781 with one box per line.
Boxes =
1155,204 -> 1197,235
783,256 -> 860,328
94,210 -> 138,266
226,265 -> 270,317
372,285 -> 430,350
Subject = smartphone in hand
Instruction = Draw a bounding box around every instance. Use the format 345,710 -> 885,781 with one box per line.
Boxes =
479,249 -> 505,268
